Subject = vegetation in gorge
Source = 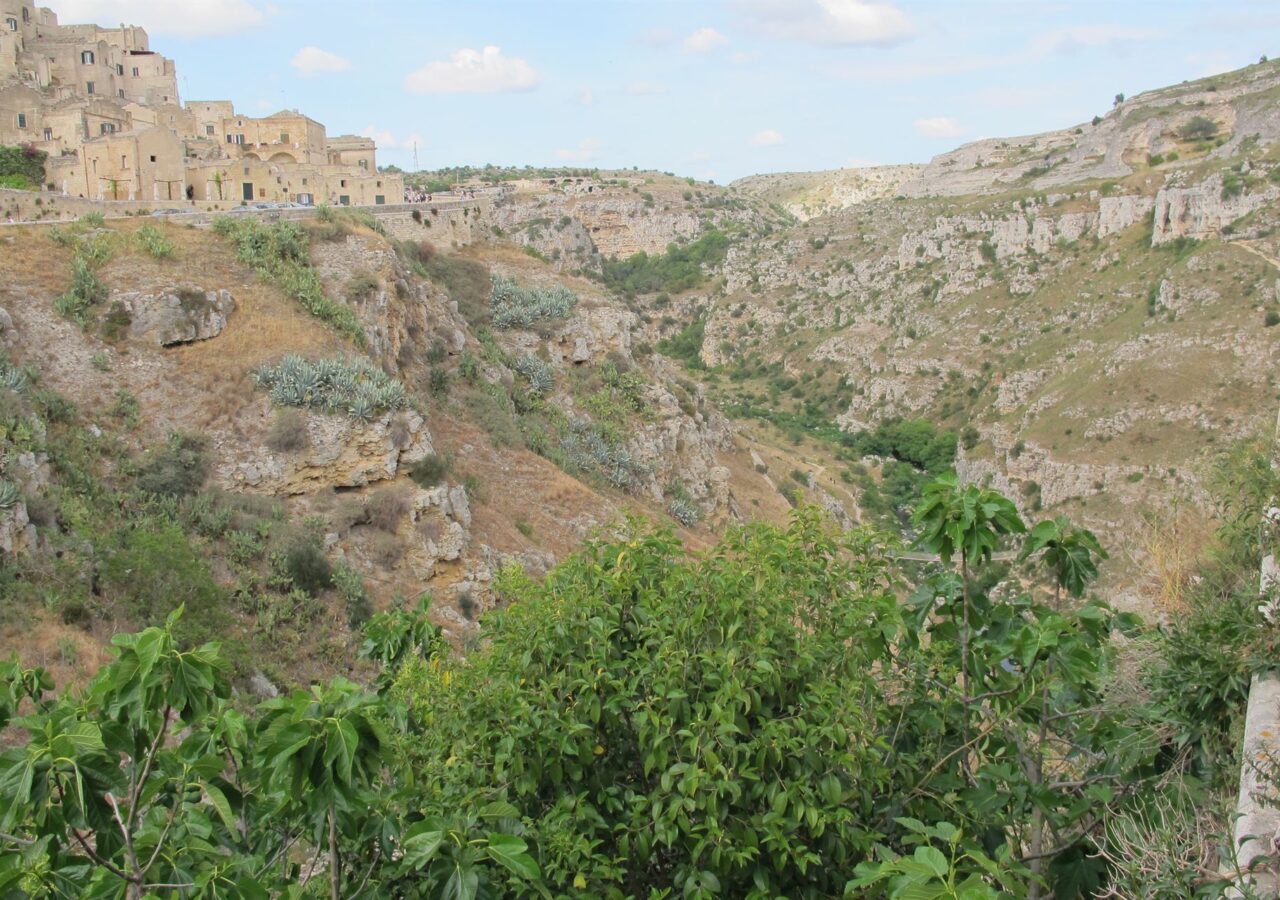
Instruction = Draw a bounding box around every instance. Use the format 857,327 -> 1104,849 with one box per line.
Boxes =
4,448 -> 1276,896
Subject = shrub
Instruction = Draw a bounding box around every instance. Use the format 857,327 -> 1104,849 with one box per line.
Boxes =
283,537 -> 333,597
344,270 -> 380,303
409,452 -> 451,487
253,355 -> 406,422
1179,115 -> 1218,142
1266,310 -> 1280,327
601,229 -> 728,296
366,485 -> 410,533
333,561 -> 372,627
668,497 -> 699,526
135,432 -> 210,498
656,318 -> 706,369
134,223 -> 175,259
266,408 -> 309,452
489,274 -> 577,329
99,522 -> 225,639
54,255 -> 107,326
0,144 -> 47,185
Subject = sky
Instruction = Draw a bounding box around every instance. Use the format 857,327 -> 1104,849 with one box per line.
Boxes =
46,0 -> 1280,183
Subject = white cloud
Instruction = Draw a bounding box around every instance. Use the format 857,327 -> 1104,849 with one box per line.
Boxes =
683,27 -> 729,54
914,117 -> 964,138
578,87 -> 595,106
556,138 -> 602,162
405,46 -> 538,95
751,129 -> 785,146
290,46 -> 350,77
359,127 -> 424,151
1031,25 -> 1163,55
50,0 -> 267,36
625,81 -> 666,96
733,0 -> 914,47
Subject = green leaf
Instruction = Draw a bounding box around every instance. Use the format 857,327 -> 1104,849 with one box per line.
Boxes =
913,845 -> 949,877
486,833 -> 541,880
443,858 -> 479,900
204,782 -> 237,833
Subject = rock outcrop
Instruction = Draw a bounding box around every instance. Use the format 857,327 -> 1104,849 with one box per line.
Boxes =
114,288 -> 234,346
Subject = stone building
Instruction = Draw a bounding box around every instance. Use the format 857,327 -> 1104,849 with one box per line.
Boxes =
0,0 -> 402,205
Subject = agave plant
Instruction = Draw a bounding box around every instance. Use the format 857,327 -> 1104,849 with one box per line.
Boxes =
0,365 -> 27,393
0,480 -> 20,513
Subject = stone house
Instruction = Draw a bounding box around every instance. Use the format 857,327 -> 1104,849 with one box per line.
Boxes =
0,0 -> 403,206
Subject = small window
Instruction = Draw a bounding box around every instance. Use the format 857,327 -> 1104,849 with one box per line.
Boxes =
340,179 -> 346,187
81,50 -> 94,64
5,18 -> 17,31
243,167 -> 249,176
43,128 -> 52,141
375,195 -> 385,205
22,7 -> 29,22
149,155 -> 156,163
116,64 -> 123,75
205,124 -> 215,136
339,195 -> 349,206
301,178 -> 307,186
121,155 -> 127,168
358,159 -> 367,169
16,113 -> 26,129
279,132 -> 289,143
132,66 -> 139,77
376,180 -> 382,187
99,122 -> 114,135
118,89 -> 124,98
258,188 -> 265,198
86,81 -> 95,94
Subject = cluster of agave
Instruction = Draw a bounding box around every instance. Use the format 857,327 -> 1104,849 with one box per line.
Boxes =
490,274 -> 577,330
513,355 -> 555,397
0,480 -> 19,512
668,497 -> 699,527
560,417 -> 648,491
0,363 -> 28,394
253,355 -> 406,423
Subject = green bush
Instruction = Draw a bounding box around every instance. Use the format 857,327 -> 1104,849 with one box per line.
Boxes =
601,229 -> 728,296
344,270 -> 380,303
1179,115 -> 1219,142
409,452 -> 451,487
0,143 -> 47,186
134,223 -> 175,259
135,432 -> 210,498
99,522 -> 225,639
253,355 -> 406,422
656,317 -> 706,369
283,536 -> 333,597
53,256 -> 107,326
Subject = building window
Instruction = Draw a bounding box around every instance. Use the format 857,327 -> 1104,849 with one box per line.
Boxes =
86,81 -> 95,94
81,50 -> 94,64
339,195 -> 349,206
21,7 -> 28,22
121,155 -> 127,168
375,195 -> 385,205
243,167 -> 249,175
279,132 -> 289,143
43,128 -> 52,141
132,66 -> 139,77
5,18 -> 17,31
301,178 -> 307,185
99,123 -> 115,134
340,179 -> 347,187
205,125 -> 214,136
376,180 -> 382,187
149,155 -> 156,163
258,188 -> 265,198
16,113 -> 26,129
118,89 -> 124,98
116,64 -> 123,75
358,159 -> 368,169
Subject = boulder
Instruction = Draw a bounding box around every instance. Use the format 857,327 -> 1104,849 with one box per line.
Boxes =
114,288 -> 235,346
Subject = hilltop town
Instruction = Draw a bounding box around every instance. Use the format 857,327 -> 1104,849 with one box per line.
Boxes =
0,0 -> 401,206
